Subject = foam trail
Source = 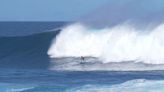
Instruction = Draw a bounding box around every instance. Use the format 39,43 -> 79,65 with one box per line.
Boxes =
48,23 -> 164,64
67,79 -> 164,92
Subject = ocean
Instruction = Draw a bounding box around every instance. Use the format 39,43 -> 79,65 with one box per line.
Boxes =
1,69 -> 164,92
1,22 -> 164,92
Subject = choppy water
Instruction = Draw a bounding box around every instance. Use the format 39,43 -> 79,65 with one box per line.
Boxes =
1,69 -> 164,92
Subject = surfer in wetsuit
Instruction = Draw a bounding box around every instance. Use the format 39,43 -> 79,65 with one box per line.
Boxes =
81,56 -> 85,61
80,56 -> 85,64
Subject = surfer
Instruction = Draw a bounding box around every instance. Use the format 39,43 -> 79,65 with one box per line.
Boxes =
80,56 -> 85,64
81,56 -> 85,61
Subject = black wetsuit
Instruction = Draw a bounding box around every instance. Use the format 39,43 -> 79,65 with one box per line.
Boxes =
81,56 -> 84,61
80,56 -> 85,64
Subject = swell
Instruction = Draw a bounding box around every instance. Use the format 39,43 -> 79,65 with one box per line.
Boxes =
0,30 -> 60,69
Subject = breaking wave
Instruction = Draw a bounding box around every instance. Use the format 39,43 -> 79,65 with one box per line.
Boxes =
48,23 -> 164,65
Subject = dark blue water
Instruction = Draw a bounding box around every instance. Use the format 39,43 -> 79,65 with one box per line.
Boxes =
0,31 -> 60,69
1,69 -> 164,92
0,22 -> 68,36
0,22 -> 68,69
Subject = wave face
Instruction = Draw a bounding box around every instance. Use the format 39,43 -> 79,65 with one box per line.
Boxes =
0,31 -> 59,69
48,23 -> 164,65
67,79 -> 164,92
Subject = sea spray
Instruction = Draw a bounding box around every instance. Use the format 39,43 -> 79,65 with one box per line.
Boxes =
48,23 -> 164,64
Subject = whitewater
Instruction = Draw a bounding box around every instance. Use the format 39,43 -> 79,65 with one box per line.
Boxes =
48,23 -> 164,64
67,79 -> 164,92
47,23 -> 164,71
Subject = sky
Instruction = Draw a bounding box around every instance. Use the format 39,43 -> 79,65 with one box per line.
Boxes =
0,0 -> 164,24
0,0 -> 109,21
80,0 -> 164,27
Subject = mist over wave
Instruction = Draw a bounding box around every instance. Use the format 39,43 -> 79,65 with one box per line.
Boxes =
48,23 -> 164,65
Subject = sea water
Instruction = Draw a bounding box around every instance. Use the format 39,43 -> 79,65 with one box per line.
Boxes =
1,69 -> 164,92
1,22 -> 164,92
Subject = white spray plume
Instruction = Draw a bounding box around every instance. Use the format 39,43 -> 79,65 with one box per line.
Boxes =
48,23 -> 164,64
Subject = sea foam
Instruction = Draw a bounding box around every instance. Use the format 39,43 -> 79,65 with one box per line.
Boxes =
48,23 -> 164,64
67,79 -> 164,92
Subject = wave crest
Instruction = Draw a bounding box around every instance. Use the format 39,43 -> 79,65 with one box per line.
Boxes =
48,23 -> 164,64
